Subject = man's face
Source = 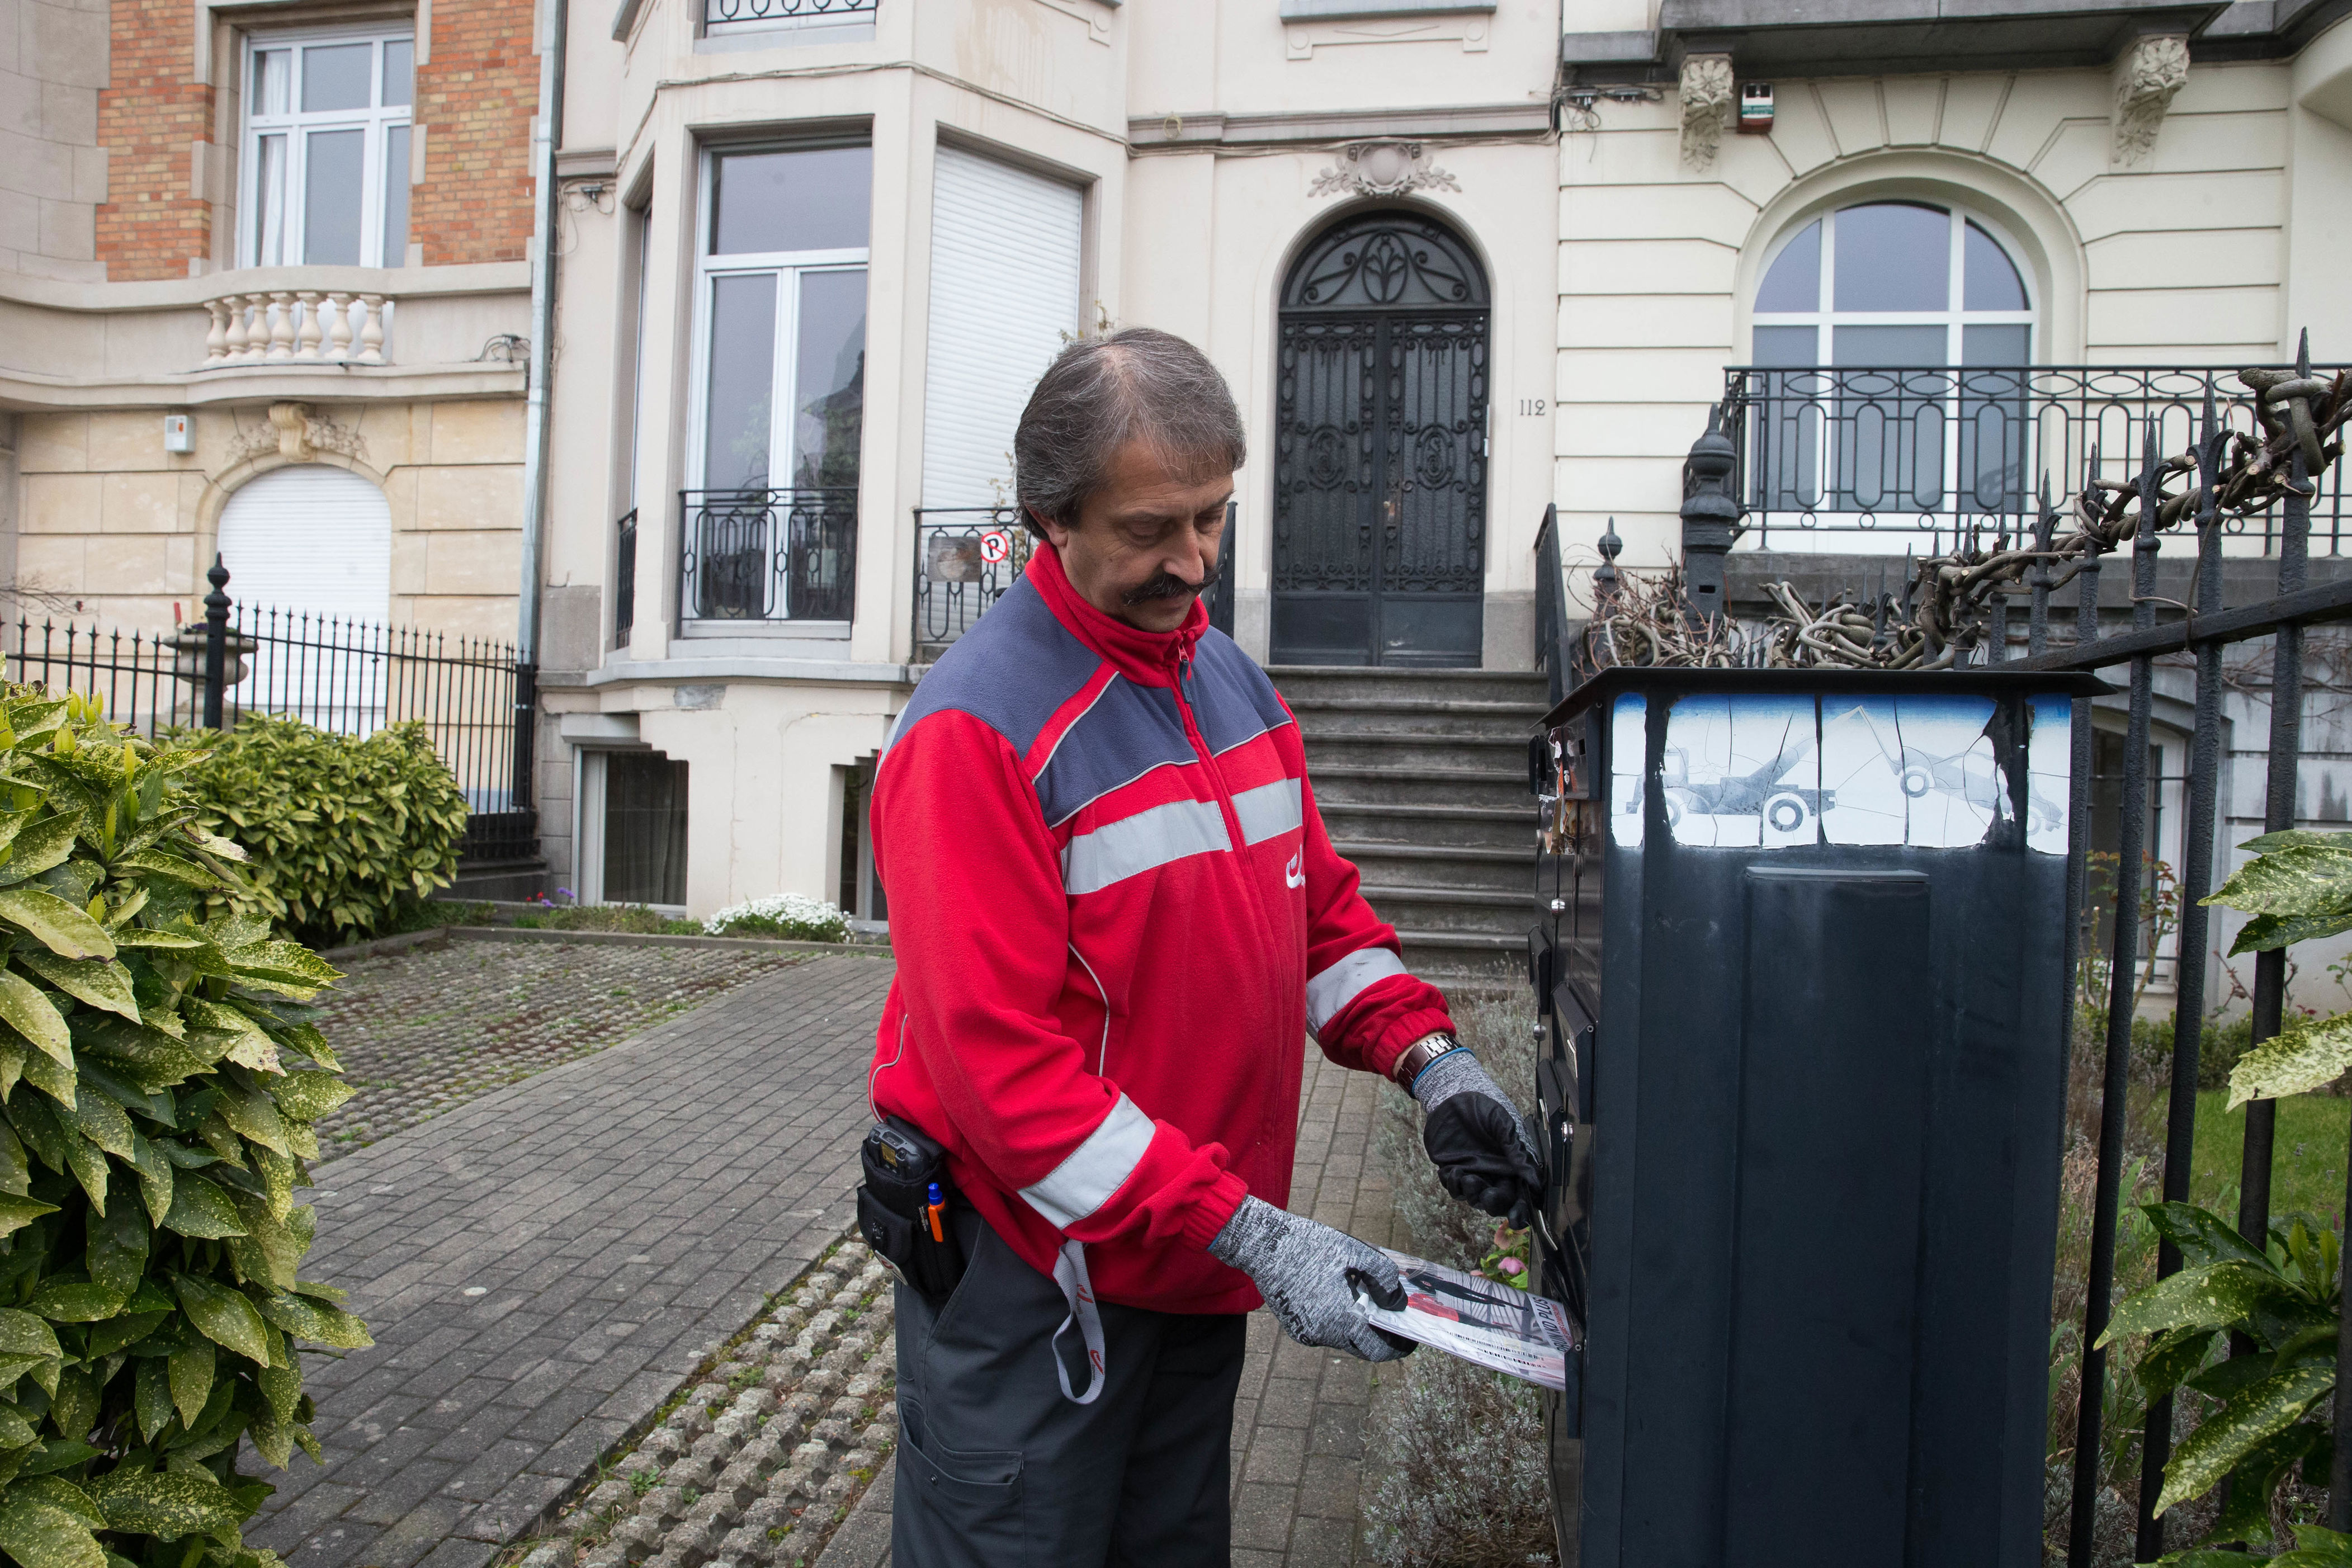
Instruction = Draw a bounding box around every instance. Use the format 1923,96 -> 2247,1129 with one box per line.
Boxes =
1036,440 -> 1233,634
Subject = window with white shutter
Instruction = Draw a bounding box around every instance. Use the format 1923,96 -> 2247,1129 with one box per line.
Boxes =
921,146 -> 1084,509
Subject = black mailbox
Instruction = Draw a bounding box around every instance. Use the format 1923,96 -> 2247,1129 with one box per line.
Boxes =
1527,666 -> 2102,1567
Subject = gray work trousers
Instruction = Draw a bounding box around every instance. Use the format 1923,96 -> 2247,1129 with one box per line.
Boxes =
891,1205 -> 1247,1567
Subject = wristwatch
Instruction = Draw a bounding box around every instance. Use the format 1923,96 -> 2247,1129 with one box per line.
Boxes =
1390,1031 -> 1463,1090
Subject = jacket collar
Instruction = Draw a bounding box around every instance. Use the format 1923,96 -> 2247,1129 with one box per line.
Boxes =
1027,540 -> 1205,688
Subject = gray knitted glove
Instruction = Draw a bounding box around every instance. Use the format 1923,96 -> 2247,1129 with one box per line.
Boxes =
1411,1049 -> 1544,1228
1208,1196 -> 1414,1362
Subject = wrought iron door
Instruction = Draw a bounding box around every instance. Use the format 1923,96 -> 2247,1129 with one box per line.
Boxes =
1273,210 -> 1489,666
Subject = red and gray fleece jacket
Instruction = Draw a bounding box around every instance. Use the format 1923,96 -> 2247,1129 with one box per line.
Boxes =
867,542 -> 1455,1316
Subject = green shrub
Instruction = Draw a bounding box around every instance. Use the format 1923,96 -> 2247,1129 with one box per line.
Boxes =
171,719 -> 469,948
0,686 -> 369,1568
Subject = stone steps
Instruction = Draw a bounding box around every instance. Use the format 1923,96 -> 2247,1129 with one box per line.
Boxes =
1273,663 -> 1542,984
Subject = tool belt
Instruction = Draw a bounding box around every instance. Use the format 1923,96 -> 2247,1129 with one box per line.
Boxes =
858,1116 -> 967,1298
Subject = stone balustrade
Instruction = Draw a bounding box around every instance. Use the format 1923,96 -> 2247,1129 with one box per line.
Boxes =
201,290 -> 392,367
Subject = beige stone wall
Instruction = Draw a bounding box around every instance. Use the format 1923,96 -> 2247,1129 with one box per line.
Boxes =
1554,57 -> 2308,578
12,396 -> 525,640
1,0 -> 109,281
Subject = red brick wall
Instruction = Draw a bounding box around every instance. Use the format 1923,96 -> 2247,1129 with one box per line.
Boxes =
95,0 -> 215,281
412,0 -> 539,266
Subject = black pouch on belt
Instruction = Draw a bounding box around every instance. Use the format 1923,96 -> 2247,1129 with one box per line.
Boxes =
858,1117 -> 966,1298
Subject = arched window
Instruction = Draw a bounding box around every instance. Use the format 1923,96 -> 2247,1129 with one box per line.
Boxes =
215,463 -> 394,730
1747,201 -> 2037,532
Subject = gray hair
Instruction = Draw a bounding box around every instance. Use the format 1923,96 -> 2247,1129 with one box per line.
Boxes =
1013,327 -> 1246,538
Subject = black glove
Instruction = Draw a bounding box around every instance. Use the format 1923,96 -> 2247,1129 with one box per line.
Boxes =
1410,1046 -> 1543,1229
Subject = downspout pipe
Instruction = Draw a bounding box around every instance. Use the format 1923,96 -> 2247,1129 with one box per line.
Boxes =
516,0 -> 568,665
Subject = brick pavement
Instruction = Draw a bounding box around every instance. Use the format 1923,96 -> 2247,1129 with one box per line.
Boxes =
253,953 -> 897,1568
311,938 -> 807,1151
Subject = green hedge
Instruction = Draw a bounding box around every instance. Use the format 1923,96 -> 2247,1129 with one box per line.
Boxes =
0,686 -> 367,1568
171,719 -> 469,948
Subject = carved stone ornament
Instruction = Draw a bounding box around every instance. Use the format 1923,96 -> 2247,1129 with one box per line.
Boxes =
2113,33 -> 2189,166
228,403 -> 367,466
1679,53 -> 1735,172
1309,141 -> 1461,200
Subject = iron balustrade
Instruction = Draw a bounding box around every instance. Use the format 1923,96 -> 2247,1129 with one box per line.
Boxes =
910,507 -> 1033,662
703,0 -> 873,26
909,502 -> 1240,662
2,558 -> 537,865
1722,362 -> 2351,558
678,487 -> 857,625
614,507 -> 637,648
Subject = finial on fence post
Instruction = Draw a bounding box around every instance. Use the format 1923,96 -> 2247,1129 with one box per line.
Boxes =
201,556 -> 230,731
1595,517 -> 1622,612
1679,403 -> 1742,628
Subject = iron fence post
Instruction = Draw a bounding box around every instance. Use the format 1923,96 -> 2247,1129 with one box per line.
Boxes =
1680,404 -> 1740,627
2241,333 -> 2316,1262
2029,472 -> 2056,660
2072,425 -> 2165,1560
201,555 -> 230,730
2062,532 -> 2101,1566
2136,395 -> 2233,1559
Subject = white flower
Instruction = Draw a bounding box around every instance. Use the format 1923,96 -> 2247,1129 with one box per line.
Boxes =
703,894 -> 851,941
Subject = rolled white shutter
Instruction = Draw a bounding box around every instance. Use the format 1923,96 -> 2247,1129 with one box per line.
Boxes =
215,463 -> 393,626
922,145 -> 1084,509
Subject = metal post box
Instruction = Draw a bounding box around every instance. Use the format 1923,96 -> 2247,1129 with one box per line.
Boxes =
1526,666 -> 2103,1567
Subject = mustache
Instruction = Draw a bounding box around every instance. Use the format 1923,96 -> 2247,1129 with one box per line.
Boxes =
1122,561 -> 1221,607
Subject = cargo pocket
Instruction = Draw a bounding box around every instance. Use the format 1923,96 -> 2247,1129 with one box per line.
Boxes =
895,1397 -> 1023,1558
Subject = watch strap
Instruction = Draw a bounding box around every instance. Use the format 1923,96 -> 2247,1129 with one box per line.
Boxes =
1391,1031 -> 1462,1090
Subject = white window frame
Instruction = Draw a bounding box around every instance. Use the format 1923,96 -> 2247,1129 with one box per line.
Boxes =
1749,200 -> 2041,537
1751,200 -> 2037,367
684,143 -> 871,626
239,27 -> 414,270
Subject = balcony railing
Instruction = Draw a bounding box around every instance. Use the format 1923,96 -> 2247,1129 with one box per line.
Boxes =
703,0 -> 875,29
679,487 -> 856,624
202,291 -> 394,367
911,507 -> 1029,662
613,508 -> 637,648
1722,362 -> 2351,556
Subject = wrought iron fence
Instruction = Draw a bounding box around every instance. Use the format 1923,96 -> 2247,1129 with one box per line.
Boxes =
2,560 -> 537,863
614,507 -> 637,648
2008,379 -> 2352,1558
1723,362 -> 2351,558
910,502 -> 1239,662
679,487 -> 857,625
702,0 -> 873,27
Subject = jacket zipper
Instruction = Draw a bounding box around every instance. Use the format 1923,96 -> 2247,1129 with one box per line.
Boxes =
1170,646 -> 1245,849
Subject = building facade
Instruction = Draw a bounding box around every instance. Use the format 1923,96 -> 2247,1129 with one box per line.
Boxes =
12,0 -> 2351,978
1,0 -> 541,640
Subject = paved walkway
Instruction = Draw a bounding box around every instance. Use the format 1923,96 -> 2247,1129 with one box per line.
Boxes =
254,954 -> 897,1568
815,1045 -> 1401,1568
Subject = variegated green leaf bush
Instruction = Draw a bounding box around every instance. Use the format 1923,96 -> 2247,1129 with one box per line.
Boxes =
0,686 -> 369,1568
167,717 -> 468,948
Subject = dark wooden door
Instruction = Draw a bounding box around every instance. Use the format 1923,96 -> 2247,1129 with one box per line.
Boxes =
1272,211 -> 1489,667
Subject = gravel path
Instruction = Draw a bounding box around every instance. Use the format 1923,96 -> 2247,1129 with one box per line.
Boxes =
310,937 -> 808,1153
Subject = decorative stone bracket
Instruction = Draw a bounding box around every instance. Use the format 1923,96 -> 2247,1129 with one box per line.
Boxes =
224,403 -> 369,466
1679,53 -> 1735,172
1309,140 -> 1462,199
2113,34 -> 2189,166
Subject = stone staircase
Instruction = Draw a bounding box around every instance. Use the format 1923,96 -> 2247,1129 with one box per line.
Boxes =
1269,665 -> 1548,990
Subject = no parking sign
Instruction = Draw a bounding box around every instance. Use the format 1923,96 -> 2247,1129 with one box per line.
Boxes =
979,530 -> 1013,565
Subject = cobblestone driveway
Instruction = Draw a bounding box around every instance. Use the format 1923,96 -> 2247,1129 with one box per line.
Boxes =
312,937 -> 807,1151
254,952 -> 895,1568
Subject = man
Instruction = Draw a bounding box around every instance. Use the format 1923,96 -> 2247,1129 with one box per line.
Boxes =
868,327 -> 1541,1565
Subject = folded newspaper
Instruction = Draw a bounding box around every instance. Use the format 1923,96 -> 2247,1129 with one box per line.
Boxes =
1357,1248 -> 1576,1391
